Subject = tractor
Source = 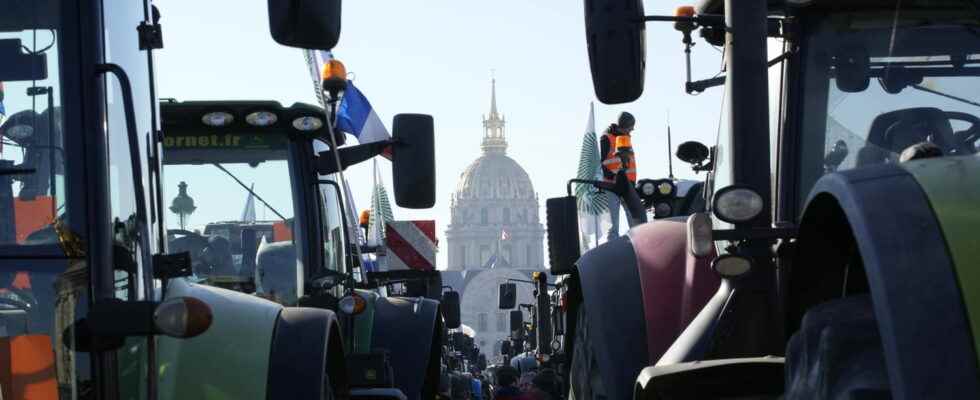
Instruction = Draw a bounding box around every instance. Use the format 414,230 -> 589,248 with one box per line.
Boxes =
0,1 -> 389,399
159,98 -> 445,400
571,0 -> 980,398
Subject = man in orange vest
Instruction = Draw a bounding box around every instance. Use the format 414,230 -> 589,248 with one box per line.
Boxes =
600,112 -> 637,240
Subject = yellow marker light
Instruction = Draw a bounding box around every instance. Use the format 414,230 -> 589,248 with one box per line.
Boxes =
339,293 -> 367,315
615,135 -> 632,151
532,271 -> 542,281
675,5 -> 696,18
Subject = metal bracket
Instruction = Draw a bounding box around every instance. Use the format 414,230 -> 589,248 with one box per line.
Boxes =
137,22 -> 163,50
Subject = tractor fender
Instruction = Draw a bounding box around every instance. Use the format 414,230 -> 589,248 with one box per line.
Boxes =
157,278 -> 281,400
267,307 -> 349,400
789,163 -> 980,399
371,296 -> 442,400
575,234 -> 647,400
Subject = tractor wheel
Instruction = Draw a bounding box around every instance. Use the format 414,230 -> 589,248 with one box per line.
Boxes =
569,305 -> 607,400
784,295 -> 891,399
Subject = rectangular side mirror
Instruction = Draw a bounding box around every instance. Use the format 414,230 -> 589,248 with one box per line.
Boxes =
498,283 -> 517,309
0,39 -> 47,81
546,196 -> 581,275
509,310 -> 523,335
392,114 -> 435,209
441,290 -> 461,329
267,0 -> 341,50
269,0 -> 340,50
584,0 -> 646,104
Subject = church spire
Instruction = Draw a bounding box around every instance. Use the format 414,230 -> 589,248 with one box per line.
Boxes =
482,77 -> 507,154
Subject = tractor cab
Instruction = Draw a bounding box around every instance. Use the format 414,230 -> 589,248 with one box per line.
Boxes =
160,100 -> 347,306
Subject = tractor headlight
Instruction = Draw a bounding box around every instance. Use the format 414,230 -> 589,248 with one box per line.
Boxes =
711,254 -> 753,278
712,186 -> 764,224
201,111 -> 234,127
6,125 -> 34,140
245,111 -> 278,126
292,116 -> 323,131
639,180 -> 657,196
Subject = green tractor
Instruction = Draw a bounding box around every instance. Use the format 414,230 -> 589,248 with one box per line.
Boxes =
576,0 -> 980,398
159,99 -> 445,400
0,1 -> 374,399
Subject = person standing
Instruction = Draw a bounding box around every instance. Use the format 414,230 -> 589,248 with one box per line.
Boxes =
600,112 -> 637,240
492,366 -> 530,400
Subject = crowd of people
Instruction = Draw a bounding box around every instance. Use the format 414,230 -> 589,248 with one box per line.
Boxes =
438,365 -> 563,400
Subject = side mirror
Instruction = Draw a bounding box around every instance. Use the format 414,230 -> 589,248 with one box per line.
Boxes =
442,290 -> 461,329
392,114 -> 436,209
676,141 -> 709,166
0,39 -> 47,81
267,0 -> 341,50
834,43 -> 870,93
498,283 -> 517,309
584,0 -> 646,104
509,310 -> 523,335
546,196 -> 581,275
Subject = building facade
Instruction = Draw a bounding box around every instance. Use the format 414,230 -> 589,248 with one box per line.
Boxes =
442,79 -> 545,359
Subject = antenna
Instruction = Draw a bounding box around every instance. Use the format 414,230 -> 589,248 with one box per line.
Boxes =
666,110 -> 674,180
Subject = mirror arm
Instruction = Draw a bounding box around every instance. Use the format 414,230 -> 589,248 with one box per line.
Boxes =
315,139 -> 395,175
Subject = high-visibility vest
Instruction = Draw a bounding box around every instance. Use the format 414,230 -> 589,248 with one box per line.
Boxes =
602,133 -> 637,182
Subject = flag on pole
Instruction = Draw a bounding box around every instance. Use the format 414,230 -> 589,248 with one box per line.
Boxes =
500,230 -> 510,241
367,160 -> 395,247
575,103 -> 611,251
0,82 -> 6,118
241,183 -> 256,223
336,81 -> 391,146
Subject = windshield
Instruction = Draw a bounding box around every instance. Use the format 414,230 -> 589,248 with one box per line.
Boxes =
162,132 -> 300,305
0,3 -> 66,247
798,10 -> 980,209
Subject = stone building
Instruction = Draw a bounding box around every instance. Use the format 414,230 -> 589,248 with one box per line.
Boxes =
441,79 -> 545,359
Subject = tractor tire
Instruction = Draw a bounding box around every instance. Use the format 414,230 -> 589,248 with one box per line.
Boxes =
784,295 -> 891,400
569,305 -> 608,400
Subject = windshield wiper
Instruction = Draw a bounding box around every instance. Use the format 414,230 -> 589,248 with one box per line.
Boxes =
912,84 -> 980,109
211,163 -> 288,221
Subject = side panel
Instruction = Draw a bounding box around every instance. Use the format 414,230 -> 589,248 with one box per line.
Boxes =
576,235 -> 647,400
157,278 -> 280,400
628,219 -> 720,363
792,164 -> 980,399
371,296 -> 440,400
902,155 -> 980,359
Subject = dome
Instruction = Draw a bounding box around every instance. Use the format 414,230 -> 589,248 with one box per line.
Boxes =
454,153 -> 536,201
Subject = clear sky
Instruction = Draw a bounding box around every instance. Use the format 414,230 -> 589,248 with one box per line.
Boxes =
155,0 -> 725,268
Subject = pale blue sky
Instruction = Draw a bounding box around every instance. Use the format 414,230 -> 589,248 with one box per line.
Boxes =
155,0 -> 724,267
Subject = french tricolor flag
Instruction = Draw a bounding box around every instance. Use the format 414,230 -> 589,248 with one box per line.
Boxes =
335,81 -> 391,147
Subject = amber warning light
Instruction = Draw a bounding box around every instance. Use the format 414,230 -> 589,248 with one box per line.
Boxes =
321,59 -> 348,96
